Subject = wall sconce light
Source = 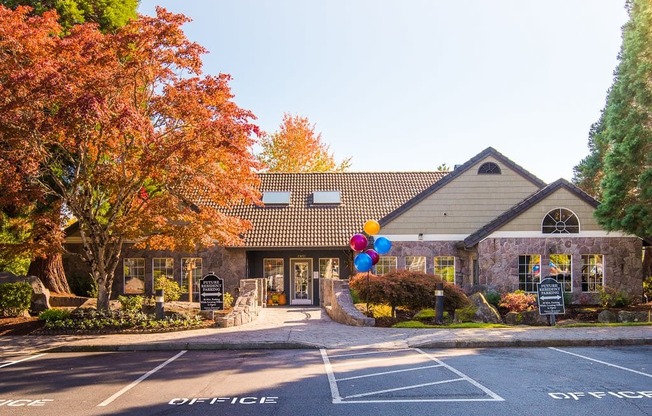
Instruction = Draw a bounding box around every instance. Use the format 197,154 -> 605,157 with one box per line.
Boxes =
418,233 -> 423,241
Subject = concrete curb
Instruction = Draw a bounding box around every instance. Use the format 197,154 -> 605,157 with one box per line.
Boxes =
41,337 -> 652,352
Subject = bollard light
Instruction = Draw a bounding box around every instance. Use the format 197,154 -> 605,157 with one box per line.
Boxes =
435,282 -> 444,324
155,288 -> 165,320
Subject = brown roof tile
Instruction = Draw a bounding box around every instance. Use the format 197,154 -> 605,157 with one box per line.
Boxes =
226,171 -> 446,248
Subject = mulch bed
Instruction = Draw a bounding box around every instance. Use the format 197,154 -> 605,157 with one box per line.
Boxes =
0,316 -> 45,336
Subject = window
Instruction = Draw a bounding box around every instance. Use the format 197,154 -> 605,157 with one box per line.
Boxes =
549,254 -> 572,292
313,191 -> 341,205
153,258 -> 174,284
264,258 -> 284,292
124,258 -> 145,294
262,191 -> 290,205
376,256 -> 397,275
581,254 -> 604,292
434,256 -> 455,282
319,258 -> 340,279
405,256 -> 426,273
519,254 -> 541,292
181,258 -> 202,301
478,162 -> 501,174
542,208 -> 580,234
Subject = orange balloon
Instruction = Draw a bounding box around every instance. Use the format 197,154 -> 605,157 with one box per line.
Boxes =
363,220 -> 380,235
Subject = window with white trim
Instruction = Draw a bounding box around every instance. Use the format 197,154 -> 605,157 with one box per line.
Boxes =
376,256 -> 397,275
319,258 -> 340,279
153,258 -> 174,283
124,258 -> 145,294
519,254 -> 541,292
264,258 -> 284,292
581,254 -> 604,292
549,254 -> 572,292
542,208 -> 580,234
405,256 -> 426,273
434,256 -> 455,282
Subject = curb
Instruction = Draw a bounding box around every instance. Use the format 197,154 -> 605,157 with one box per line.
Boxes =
41,337 -> 652,352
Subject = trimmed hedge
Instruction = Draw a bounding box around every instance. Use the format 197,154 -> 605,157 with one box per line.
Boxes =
350,270 -> 470,315
0,282 -> 32,317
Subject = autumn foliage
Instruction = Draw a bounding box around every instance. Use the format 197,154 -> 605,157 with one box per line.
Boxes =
349,270 -> 470,315
257,113 -> 351,172
0,6 -> 260,310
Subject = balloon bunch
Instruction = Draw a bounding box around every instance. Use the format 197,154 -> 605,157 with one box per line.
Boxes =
350,220 -> 392,273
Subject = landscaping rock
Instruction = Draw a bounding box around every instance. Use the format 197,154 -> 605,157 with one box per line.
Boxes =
469,293 -> 502,323
0,272 -> 51,313
598,309 -> 618,323
618,310 -> 650,323
505,310 -> 548,326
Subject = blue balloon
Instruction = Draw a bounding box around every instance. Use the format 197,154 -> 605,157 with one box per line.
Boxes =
354,252 -> 373,272
374,236 -> 392,255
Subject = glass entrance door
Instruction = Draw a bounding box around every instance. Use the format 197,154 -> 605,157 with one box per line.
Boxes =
290,259 -> 312,305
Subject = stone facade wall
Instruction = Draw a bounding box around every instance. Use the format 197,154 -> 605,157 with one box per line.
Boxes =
63,243 -> 247,299
390,241 -> 475,287
320,277 -> 375,326
477,237 -> 643,300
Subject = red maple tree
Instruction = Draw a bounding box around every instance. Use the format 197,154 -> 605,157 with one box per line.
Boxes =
0,6 -> 260,310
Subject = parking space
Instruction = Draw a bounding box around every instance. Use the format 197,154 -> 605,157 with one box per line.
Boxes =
0,346 -> 650,415
321,348 -> 503,403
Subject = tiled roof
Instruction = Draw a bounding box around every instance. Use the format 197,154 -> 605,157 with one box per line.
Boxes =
226,172 -> 447,248
462,179 -> 600,247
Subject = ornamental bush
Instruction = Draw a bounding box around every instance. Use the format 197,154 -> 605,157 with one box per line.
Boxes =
0,282 -> 32,317
349,270 -> 470,316
154,276 -> 182,302
498,290 -> 537,313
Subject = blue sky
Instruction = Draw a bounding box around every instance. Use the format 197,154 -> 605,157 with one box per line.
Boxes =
138,1 -> 628,183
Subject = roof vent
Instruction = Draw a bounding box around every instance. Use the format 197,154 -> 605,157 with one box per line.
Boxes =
312,191 -> 341,205
262,191 -> 291,205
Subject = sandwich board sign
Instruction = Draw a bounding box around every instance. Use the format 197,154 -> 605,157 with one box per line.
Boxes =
200,272 -> 224,311
537,277 -> 565,316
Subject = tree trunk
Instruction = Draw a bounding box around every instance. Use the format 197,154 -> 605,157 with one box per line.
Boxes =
28,252 -> 71,294
96,278 -> 110,312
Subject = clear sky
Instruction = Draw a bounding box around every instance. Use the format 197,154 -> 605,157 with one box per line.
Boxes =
138,0 -> 628,183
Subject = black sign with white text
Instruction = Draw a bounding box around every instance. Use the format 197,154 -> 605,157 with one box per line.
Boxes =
537,277 -> 565,315
200,273 -> 224,311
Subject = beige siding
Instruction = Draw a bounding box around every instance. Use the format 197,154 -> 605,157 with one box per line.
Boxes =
497,188 -> 601,232
382,156 -> 541,235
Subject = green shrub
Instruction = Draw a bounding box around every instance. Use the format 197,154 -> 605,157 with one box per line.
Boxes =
154,276 -> 182,302
39,308 -> 71,322
349,288 -> 362,304
598,286 -> 631,308
499,290 -> 537,312
484,290 -> 501,307
454,305 -> 478,322
118,295 -> 144,314
67,274 -> 98,297
349,270 -> 470,316
0,282 -> 32,317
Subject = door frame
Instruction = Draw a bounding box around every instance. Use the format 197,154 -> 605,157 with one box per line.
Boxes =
289,258 -> 313,305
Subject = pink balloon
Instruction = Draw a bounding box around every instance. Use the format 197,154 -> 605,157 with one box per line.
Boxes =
365,249 -> 380,265
349,234 -> 368,251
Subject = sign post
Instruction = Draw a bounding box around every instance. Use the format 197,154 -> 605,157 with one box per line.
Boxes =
200,272 -> 224,314
537,276 -> 565,326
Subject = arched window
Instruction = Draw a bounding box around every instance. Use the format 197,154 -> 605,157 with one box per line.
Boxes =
542,208 -> 580,234
478,162 -> 501,174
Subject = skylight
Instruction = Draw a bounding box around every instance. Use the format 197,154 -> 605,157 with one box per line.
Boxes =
313,191 -> 341,205
262,191 -> 291,205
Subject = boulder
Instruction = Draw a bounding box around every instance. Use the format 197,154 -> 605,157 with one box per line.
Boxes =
469,292 -> 503,323
598,309 -> 618,323
618,310 -> 650,323
505,310 -> 549,326
0,272 -> 51,313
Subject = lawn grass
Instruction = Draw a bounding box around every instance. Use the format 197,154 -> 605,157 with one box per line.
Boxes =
392,320 -> 510,329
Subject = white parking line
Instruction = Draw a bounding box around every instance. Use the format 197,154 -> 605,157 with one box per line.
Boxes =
550,347 -> 652,379
0,354 -> 46,369
321,348 -> 504,404
97,350 -> 187,407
